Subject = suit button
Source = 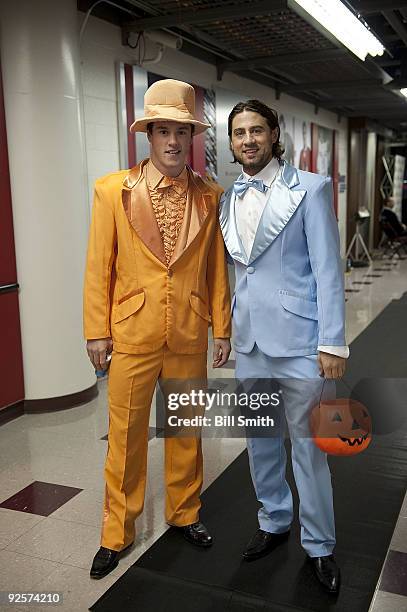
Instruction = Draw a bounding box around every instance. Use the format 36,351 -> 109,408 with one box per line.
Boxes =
247,266 -> 255,274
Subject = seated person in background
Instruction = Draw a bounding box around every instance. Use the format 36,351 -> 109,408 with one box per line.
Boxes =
380,197 -> 407,237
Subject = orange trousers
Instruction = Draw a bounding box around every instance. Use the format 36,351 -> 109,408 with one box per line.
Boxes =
101,345 -> 207,551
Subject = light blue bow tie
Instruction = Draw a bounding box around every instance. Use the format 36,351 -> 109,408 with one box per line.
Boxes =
233,178 -> 268,197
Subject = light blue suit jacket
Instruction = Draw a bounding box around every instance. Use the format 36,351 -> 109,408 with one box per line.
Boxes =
219,161 -> 345,357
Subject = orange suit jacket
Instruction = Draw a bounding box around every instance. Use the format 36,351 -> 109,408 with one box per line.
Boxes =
83,160 -> 231,354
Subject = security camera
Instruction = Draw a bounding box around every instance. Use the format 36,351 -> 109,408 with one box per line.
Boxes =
145,30 -> 183,50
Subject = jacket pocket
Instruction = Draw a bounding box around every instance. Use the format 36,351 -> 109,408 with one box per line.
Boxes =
279,290 -> 318,320
113,290 -> 145,323
189,292 -> 211,322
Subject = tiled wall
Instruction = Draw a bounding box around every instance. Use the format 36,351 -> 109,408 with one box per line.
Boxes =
79,16 -> 121,206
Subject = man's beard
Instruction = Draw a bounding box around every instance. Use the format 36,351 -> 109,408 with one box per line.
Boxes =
236,149 -> 273,173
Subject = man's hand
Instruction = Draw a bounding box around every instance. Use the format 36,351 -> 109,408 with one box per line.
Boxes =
212,338 -> 231,368
86,338 -> 113,371
317,351 -> 346,379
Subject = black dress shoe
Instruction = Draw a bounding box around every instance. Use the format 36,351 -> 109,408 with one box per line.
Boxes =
180,522 -> 213,547
243,529 -> 290,561
90,547 -> 120,579
90,543 -> 133,579
308,555 -> 341,593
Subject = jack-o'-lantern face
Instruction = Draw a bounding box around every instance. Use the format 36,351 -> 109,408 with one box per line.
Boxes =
309,399 -> 372,456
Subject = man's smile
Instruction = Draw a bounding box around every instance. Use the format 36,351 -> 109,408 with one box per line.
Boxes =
243,148 -> 259,157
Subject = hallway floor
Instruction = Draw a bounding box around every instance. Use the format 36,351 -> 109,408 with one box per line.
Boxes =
1,258 -> 406,612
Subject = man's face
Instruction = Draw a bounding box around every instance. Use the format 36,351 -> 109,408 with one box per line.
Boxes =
147,121 -> 193,176
230,110 -> 278,175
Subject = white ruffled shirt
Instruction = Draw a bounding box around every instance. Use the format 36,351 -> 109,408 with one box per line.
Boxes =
235,158 -> 349,359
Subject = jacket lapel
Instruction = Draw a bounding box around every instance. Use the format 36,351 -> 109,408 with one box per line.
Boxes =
249,162 -> 307,264
169,167 -> 210,266
122,160 -> 166,266
219,182 -> 248,265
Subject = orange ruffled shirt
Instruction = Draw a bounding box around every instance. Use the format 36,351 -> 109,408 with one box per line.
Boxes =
146,161 -> 188,266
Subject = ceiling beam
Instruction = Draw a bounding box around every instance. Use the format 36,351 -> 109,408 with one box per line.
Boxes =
322,105 -> 402,113
401,49 -> 407,81
341,100 -> 404,108
375,58 -> 401,67
384,77 -> 407,88
235,69 -> 322,103
125,0 -> 288,31
322,97 -> 402,108
357,0 -> 407,14
364,114 -> 407,120
238,71 -> 283,93
346,110 -> 407,117
382,10 -> 407,46
217,48 -> 348,77
281,78 -> 382,92
345,100 -> 407,108
381,33 -> 404,41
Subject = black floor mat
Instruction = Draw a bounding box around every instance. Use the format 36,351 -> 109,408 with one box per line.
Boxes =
90,295 -> 407,612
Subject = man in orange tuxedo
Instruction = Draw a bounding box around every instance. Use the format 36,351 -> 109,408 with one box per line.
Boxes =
84,79 -> 231,579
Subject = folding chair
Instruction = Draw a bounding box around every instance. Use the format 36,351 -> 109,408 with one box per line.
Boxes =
379,220 -> 407,259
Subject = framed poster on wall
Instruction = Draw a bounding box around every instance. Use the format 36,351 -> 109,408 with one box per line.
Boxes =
311,123 -> 333,177
279,113 -> 295,165
311,123 -> 339,217
294,119 -> 311,171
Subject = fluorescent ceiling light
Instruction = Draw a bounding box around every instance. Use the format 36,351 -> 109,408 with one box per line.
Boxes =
290,0 -> 385,62
400,88 -> 407,98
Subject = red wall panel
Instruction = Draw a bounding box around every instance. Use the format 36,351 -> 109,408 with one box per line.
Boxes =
190,85 -> 206,176
0,57 -> 25,411
0,291 -> 24,408
124,64 -> 136,168
0,60 -> 17,284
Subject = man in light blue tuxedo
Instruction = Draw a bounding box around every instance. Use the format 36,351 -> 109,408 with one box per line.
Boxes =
220,100 -> 348,594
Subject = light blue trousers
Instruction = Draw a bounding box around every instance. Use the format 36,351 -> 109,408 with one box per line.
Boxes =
235,345 -> 336,557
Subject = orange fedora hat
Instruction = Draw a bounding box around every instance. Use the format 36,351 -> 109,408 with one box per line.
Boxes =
130,79 -> 210,135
